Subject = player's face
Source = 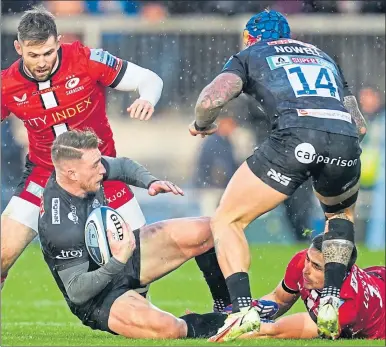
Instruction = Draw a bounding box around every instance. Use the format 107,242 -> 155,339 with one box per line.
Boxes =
302,248 -> 325,290
77,149 -> 106,193
14,35 -> 60,82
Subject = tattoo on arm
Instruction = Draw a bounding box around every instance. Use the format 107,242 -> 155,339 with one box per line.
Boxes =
195,73 -> 243,128
343,95 -> 367,142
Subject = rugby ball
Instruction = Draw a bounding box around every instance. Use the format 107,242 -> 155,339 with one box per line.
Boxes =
85,206 -> 125,266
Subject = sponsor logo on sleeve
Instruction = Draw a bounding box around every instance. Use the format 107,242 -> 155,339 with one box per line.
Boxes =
90,48 -> 118,68
26,181 -> 44,198
68,205 -> 79,224
52,198 -> 61,224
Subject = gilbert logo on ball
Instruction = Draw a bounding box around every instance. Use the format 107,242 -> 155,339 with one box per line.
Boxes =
85,206 -> 126,266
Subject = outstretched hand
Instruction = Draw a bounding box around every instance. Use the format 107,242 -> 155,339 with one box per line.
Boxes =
148,180 -> 184,196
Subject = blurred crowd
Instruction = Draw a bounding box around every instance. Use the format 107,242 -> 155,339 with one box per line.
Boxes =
2,0 -> 385,17
1,0 -> 385,244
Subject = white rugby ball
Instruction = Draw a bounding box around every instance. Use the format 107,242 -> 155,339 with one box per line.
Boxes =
85,206 -> 125,266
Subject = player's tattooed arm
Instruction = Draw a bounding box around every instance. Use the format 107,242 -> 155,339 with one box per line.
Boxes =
260,281 -> 299,319
343,95 -> 367,142
195,73 -> 243,129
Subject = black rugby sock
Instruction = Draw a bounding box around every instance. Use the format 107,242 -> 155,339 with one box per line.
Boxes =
195,248 -> 231,311
225,272 -> 252,313
180,312 -> 227,338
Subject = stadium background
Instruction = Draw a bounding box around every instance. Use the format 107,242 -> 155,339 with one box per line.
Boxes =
1,2 -> 385,345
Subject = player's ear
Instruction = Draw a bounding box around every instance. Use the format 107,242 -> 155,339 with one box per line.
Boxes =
57,35 -> 62,48
67,168 -> 77,181
14,40 -> 23,56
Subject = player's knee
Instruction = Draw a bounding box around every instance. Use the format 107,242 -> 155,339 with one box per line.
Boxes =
1,217 -> 36,271
210,213 -> 245,235
109,291 -> 185,339
153,316 -> 186,339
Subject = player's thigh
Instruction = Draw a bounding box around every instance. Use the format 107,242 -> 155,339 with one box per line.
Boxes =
312,134 -> 361,219
108,290 -> 185,339
138,217 -> 212,284
1,161 -> 50,269
0,215 -> 37,270
214,130 -> 309,228
103,180 -> 146,230
2,159 -> 49,233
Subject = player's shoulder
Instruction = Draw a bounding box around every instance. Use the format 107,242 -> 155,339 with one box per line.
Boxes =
341,265 -> 370,299
60,41 -> 92,61
39,176 -> 70,228
289,249 -> 307,266
2,59 -> 21,76
1,59 -> 23,89
284,249 -> 307,276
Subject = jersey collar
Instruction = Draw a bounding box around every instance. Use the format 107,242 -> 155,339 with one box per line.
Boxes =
18,46 -> 63,83
52,172 -> 98,204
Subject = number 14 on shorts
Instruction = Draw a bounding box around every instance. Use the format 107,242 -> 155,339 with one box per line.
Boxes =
284,65 -> 340,101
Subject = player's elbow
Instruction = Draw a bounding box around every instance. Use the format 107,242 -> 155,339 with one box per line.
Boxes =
146,70 -> 163,92
195,99 -> 212,114
359,126 -> 367,139
67,289 -> 88,305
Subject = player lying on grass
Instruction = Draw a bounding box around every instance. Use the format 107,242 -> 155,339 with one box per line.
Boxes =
225,234 -> 385,341
189,8 -> 367,339
1,6 -> 232,322
38,129 -> 260,340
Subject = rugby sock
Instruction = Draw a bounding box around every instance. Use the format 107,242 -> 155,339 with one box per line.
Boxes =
195,248 -> 231,311
180,312 -> 227,338
321,263 -> 346,300
225,272 -> 252,313
321,219 -> 355,301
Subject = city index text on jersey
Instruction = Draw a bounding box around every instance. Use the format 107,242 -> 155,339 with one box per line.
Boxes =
25,97 -> 92,128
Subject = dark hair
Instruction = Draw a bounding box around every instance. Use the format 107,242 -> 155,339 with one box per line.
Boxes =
310,234 -> 357,270
51,129 -> 102,164
17,5 -> 58,45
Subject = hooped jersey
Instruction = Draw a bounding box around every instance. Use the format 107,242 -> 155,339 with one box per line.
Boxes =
283,250 -> 385,339
1,41 -> 129,170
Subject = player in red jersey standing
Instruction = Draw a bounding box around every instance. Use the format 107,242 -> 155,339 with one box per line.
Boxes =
229,234 -> 385,341
1,6 -> 165,287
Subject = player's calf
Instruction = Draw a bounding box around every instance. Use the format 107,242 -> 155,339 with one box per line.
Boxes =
1,216 -> 38,276
108,290 -> 227,339
109,290 -> 186,339
322,216 -> 355,299
318,215 -> 355,339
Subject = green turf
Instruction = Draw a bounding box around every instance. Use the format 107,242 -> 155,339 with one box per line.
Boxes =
1,243 -> 385,346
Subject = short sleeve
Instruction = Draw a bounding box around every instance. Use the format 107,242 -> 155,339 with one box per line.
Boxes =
283,250 -> 307,292
221,50 -> 249,85
80,44 -> 128,88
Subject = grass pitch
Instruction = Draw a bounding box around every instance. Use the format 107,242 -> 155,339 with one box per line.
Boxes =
1,243 -> 384,346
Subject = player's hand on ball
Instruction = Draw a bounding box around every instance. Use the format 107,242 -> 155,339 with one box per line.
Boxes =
107,222 -> 136,264
127,99 -> 154,121
148,180 -> 184,196
188,121 -> 218,138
